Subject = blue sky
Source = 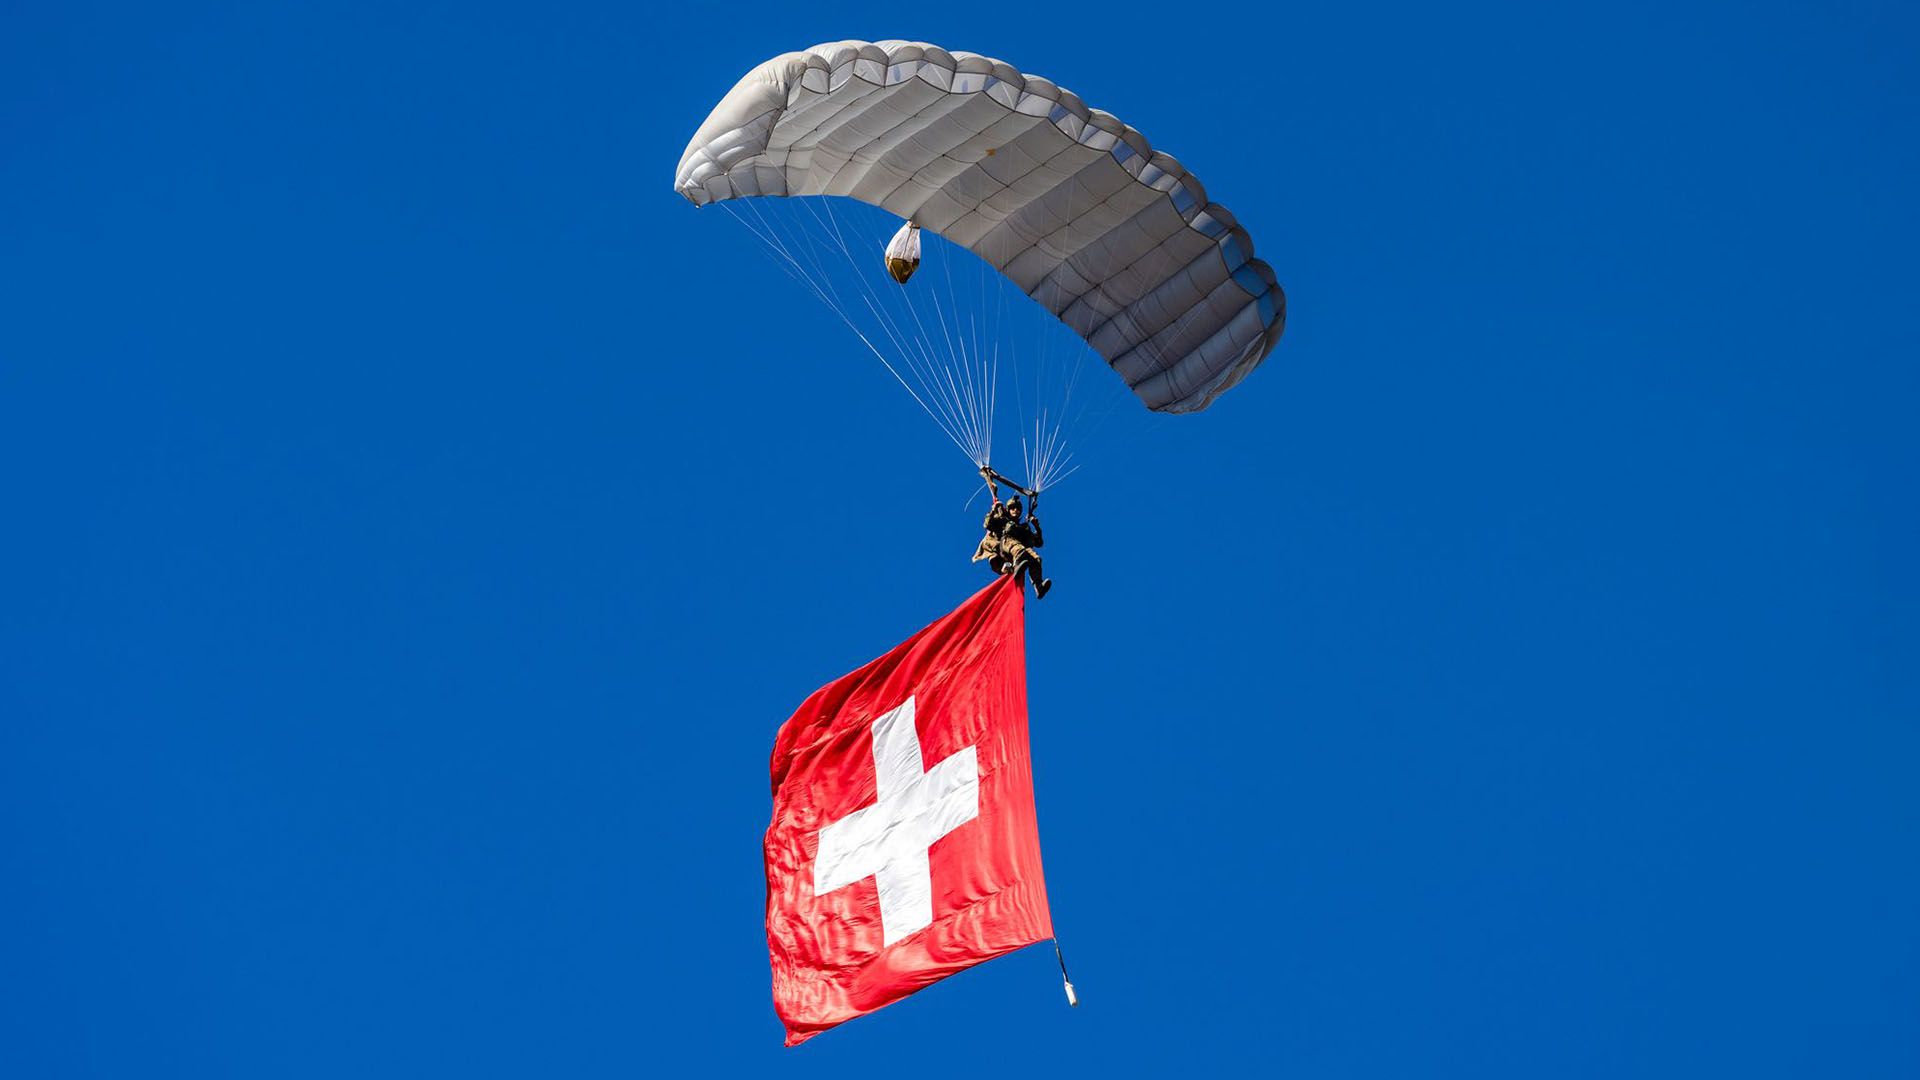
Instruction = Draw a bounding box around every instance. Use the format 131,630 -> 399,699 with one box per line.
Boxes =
3,2 -> 1917,1076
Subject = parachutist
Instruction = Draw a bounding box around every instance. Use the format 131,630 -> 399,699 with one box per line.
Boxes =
972,469 -> 1051,599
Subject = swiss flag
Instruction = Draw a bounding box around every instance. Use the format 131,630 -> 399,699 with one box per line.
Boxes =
766,575 -> 1053,1045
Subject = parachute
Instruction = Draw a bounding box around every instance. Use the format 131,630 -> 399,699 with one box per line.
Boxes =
676,39 -> 1285,480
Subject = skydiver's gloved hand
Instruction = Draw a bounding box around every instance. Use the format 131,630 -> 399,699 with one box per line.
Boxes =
981,465 -> 1004,507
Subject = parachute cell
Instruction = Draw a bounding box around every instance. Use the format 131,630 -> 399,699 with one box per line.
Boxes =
675,39 -> 1285,414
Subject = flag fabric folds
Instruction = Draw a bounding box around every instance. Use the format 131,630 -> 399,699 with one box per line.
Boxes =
765,576 -> 1053,1045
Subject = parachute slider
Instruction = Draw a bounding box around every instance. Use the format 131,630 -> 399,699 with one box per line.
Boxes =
884,220 -> 921,284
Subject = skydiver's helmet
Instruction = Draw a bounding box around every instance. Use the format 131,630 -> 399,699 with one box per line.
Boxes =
1003,496 -> 1023,519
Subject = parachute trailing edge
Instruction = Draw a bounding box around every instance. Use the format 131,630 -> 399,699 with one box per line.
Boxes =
674,39 -> 1285,414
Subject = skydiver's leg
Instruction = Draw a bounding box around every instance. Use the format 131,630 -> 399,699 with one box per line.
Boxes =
1001,543 -> 1033,586
1025,552 -> 1050,598
1006,545 -> 1050,597
976,537 -> 1014,577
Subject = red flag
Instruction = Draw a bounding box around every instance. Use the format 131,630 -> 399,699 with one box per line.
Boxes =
766,575 -> 1053,1045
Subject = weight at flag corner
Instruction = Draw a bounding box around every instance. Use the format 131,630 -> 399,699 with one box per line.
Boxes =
765,575 -> 1054,1046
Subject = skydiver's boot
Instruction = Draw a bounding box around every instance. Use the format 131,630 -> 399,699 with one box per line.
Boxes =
1018,554 -> 1050,599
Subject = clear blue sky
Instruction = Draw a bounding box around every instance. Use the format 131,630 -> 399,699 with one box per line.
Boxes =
4,3 -> 1916,1076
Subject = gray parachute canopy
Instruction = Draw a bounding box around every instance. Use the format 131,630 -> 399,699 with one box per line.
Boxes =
675,39 -> 1285,413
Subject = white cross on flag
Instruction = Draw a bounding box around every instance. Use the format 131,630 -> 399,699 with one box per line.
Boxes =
765,576 -> 1053,1045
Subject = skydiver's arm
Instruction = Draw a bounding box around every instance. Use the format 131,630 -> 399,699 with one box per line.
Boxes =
980,465 -> 1001,504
